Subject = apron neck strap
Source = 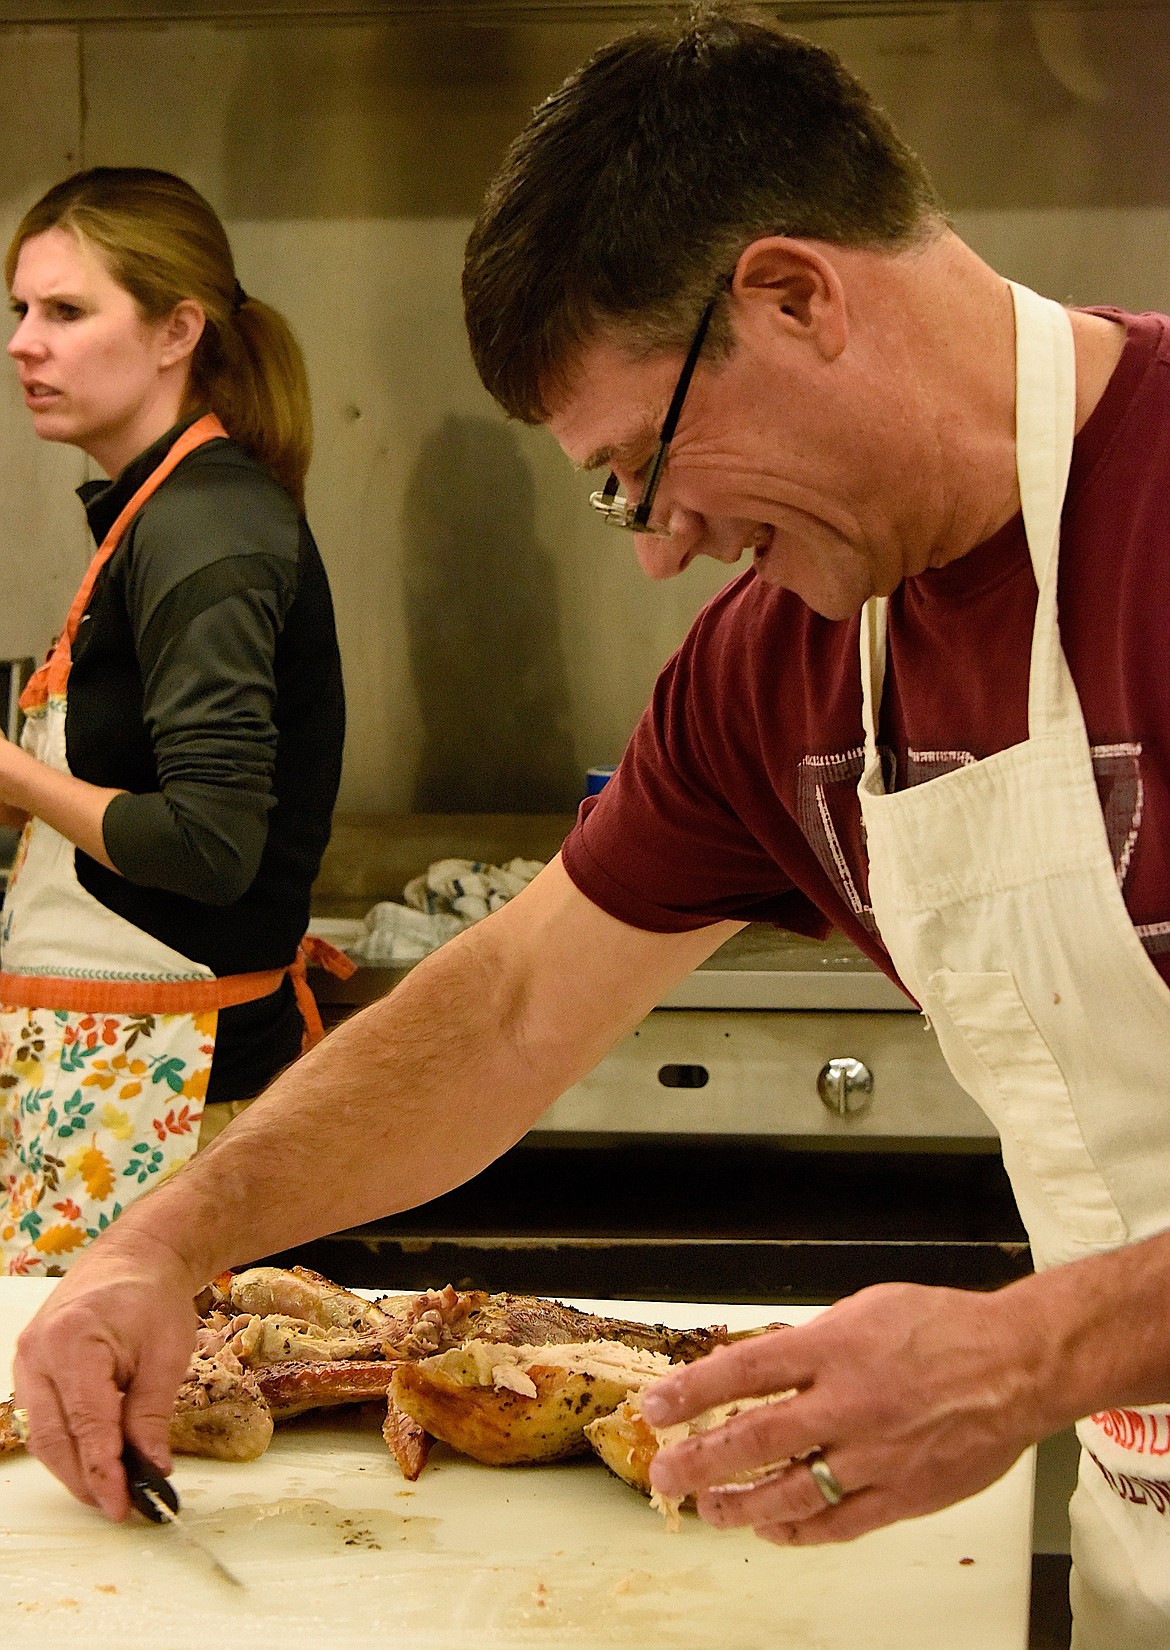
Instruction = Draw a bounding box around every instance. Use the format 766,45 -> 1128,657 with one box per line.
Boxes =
1009,281 -> 1080,737
60,412 -> 231,652
20,414 -> 230,713
859,284 -> 1079,758
859,595 -> 887,766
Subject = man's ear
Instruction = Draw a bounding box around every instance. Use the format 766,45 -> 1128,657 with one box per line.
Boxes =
159,298 -> 206,369
731,237 -> 848,363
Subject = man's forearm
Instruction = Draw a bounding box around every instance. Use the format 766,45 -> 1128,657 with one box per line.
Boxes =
999,1225 -> 1170,1434
95,864 -> 734,1292
9,862 -> 737,1521
112,918 -> 556,1286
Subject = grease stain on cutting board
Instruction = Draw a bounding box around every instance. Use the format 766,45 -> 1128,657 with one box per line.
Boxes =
202,1496 -> 441,1557
458,1560 -> 827,1649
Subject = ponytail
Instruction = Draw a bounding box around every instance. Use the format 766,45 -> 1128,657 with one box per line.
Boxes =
195,291 -> 313,508
5,168 -> 313,507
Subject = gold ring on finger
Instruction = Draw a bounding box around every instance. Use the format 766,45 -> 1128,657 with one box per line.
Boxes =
10,1406 -> 31,1444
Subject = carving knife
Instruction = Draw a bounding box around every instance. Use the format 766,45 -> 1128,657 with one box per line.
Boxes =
122,1441 -> 245,1589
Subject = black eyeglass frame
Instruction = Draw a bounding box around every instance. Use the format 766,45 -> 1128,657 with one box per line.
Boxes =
588,290 -> 722,537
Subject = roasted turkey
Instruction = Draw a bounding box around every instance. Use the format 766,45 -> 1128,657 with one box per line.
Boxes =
0,1396 -> 24,1456
585,1384 -> 800,1527
391,1338 -> 675,1466
168,1351 -> 274,1461
4,1265 -> 741,1494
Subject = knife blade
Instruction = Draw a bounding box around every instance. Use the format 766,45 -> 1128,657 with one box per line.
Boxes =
122,1441 -> 245,1589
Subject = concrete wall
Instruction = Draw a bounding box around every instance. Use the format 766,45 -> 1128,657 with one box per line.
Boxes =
1,8 -> 1167,812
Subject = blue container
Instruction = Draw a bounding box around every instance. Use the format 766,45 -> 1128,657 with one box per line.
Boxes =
585,765 -> 618,796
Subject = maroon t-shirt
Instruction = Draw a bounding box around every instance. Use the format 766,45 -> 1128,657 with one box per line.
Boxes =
562,309 -> 1170,992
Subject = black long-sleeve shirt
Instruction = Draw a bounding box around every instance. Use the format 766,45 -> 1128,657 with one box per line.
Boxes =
65,416 -> 345,1100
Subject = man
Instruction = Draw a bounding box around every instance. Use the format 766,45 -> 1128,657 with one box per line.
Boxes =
10,9 -> 1170,1644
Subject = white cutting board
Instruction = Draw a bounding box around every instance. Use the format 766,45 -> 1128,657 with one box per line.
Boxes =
0,1279 -> 1033,1649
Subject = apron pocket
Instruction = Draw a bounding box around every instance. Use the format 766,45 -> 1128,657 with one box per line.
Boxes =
927,969 -> 1128,1247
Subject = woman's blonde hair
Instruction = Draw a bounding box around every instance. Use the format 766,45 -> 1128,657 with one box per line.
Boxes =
6,167 -> 312,506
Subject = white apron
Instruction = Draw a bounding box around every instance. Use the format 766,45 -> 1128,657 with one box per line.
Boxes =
856,282 -> 1170,1647
0,415 -> 349,1275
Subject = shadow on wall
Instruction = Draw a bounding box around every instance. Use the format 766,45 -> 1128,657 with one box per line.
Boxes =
402,415 -> 580,813
206,11 -> 1170,221
823,5 -> 1170,210
217,23 -> 537,220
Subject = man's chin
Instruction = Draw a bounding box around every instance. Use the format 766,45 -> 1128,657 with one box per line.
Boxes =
753,561 -> 871,621
803,595 -> 868,622
751,539 -> 877,621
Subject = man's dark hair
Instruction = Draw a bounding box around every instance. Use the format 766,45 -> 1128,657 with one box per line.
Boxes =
463,5 -> 945,423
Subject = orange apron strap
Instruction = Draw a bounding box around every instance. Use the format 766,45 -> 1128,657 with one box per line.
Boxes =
0,965 -> 285,1016
291,936 -> 357,1053
1,933 -> 355,1054
21,413 -> 231,712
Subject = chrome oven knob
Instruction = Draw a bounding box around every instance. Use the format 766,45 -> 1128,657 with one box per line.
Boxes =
816,1057 -> 874,1117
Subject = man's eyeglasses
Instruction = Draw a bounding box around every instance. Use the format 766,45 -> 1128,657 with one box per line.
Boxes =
588,291 -> 720,538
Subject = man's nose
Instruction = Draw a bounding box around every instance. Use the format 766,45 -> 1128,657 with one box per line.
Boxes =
635,530 -> 687,580
633,511 -> 735,584
634,507 -> 706,580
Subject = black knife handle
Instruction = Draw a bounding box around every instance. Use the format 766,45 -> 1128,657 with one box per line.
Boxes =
122,1441 -> 179,1523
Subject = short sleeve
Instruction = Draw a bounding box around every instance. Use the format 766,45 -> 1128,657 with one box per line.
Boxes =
561,626 -> 828,938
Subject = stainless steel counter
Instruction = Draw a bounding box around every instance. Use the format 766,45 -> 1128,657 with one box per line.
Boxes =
660,925 -> 910,1011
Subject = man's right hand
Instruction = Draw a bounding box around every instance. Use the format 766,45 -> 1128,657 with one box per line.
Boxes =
11,1229 -> 199,1519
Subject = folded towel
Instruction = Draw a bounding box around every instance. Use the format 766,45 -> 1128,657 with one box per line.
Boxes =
349,857 -> 545,965
402,857 -> 545,924
349,902 -> 466,965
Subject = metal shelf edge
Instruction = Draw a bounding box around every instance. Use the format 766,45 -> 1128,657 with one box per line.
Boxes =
658,967 -> 913,1011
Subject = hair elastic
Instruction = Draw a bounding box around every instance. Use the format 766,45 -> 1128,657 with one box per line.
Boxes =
231,278 -> 249,315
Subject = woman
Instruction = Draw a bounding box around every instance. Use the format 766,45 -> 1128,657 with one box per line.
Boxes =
0,168 -> 346,1274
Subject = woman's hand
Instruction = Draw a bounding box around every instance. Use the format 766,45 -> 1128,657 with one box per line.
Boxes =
641,1281 -> 1051,1545
0,732 -> 121,868
0,734 -> 28,826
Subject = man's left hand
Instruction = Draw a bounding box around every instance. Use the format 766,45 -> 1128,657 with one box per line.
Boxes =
641,1281 -> 1048,1544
